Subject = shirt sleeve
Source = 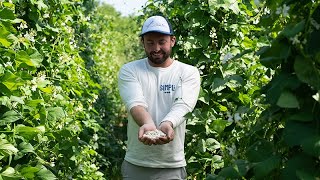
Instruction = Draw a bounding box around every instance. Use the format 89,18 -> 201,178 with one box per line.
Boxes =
160,67 -> 201,128
118,64 -> 148,111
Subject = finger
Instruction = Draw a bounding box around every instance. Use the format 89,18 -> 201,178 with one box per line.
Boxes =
138,128 -> 144,140
167,131 -> 174,141
155,137 -> 168,145
158,136 -> 171,144
141,136 -> 156,145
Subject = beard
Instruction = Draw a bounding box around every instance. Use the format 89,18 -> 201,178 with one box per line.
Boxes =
147,49 -> 171,65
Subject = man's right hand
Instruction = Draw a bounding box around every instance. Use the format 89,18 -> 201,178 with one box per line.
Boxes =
138,123 -> 157,145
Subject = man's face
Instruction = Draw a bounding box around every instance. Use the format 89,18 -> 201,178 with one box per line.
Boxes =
142,32 -> 175,66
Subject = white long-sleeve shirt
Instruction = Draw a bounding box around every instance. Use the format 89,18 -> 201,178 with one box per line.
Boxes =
118,58 -> 200,168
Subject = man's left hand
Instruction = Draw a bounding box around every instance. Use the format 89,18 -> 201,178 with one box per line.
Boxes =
155,121 -> 174,145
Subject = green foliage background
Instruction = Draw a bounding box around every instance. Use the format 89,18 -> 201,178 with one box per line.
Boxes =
142,0 -> 320,179
0,0 -> 319,179
0,0 -> 142,179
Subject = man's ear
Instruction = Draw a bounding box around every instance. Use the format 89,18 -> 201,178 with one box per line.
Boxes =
170,36 -> 176,47
140,38 -> 145,47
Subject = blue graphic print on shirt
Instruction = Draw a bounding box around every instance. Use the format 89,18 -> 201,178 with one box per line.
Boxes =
160,84 -> 176,94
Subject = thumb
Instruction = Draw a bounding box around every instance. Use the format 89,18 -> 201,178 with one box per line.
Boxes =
138,127 -> 145,139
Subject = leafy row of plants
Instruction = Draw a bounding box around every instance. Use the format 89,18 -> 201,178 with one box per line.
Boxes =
0,0 -> 142,179
141,0 -> 320,179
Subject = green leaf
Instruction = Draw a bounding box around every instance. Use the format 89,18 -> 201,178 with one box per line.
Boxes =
211,78 -> 227,93
1,72 -> 25,91
36,167 -> 57,180
1,167 -> 22,179
0,96 -> 10,107
0,25 -> 12,47
15,142 -> 35,160
0,143 -> 18,155
39,86 -> 53,93
210,119 -> 231,134
209,0 -> 240,14
301,136 -> 320,157
276,91 -> 299,108
241,37 -> 253,49
0,110 -> 21,126
21,166 -> 40,179
238,93 -> 251,105
0,8 -> 15,20
288,112 -> 313,122
35,0 -> 48,10
283,121 -> 317,147
294,56 -> 320,90
16,51 -> 33,67
253,155 -> 281,179
218,160 -> 250,178
27,48 -> 43,67
296,170 -> 319,180
281,20 -> 305,38
10,96 -> 25,104
205,138 -> 220,151
282,153 -> 317,180
198,34 -> 211,47
16,49 -> 43,68
258,40 -> 290,68
264,73 -> 300,104
246,140 -> 274,162
26,99 -> 44,107
18,142 -> 35,153
306,28 -> 320,56
47,107 -> 65,121
14,125 -> 45,140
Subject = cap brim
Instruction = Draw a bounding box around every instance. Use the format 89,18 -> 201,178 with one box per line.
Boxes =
140,30 -> 173,36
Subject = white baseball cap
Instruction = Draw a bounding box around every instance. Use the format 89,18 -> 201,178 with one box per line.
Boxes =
140,16 -> 174,36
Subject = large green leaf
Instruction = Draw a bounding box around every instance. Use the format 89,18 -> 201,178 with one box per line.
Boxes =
218,160 -> 250,179
47,107 -> 65,121
283,121 -> 317,147
36,167 -> 57,180
0,25 -> 12,47
264,72 -> 300,104
294,56 -> 320,90
16,49 -> 43,68
296,170 -> 320,180
210,119 -> 231,134
0,8 -> 15,20
0,72 -> 25,91
26,99 -> 45,107
0,143 -> 18,156
258,40 -> 290,68
18,142 -> 35,154
0,110 -> 21,126
1,167 -> 22,179
276,91 -> 299,108
288,112 -> 313,122
281,153 -> 318,180
246,140 -> 274,162
281,20 -> 305,38
208,0 -> 240,14
20,166 -> 40,179
301,136 -> 320,157
15,142 -> 35,160
14,125 -> 45,140
253,155 -> 281,179
211,78 -> 227,93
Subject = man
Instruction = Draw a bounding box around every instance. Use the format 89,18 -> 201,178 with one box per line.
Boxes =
118,15 -> 201,180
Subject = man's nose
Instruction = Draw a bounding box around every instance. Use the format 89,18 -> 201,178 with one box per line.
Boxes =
153,43 -> 161,52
